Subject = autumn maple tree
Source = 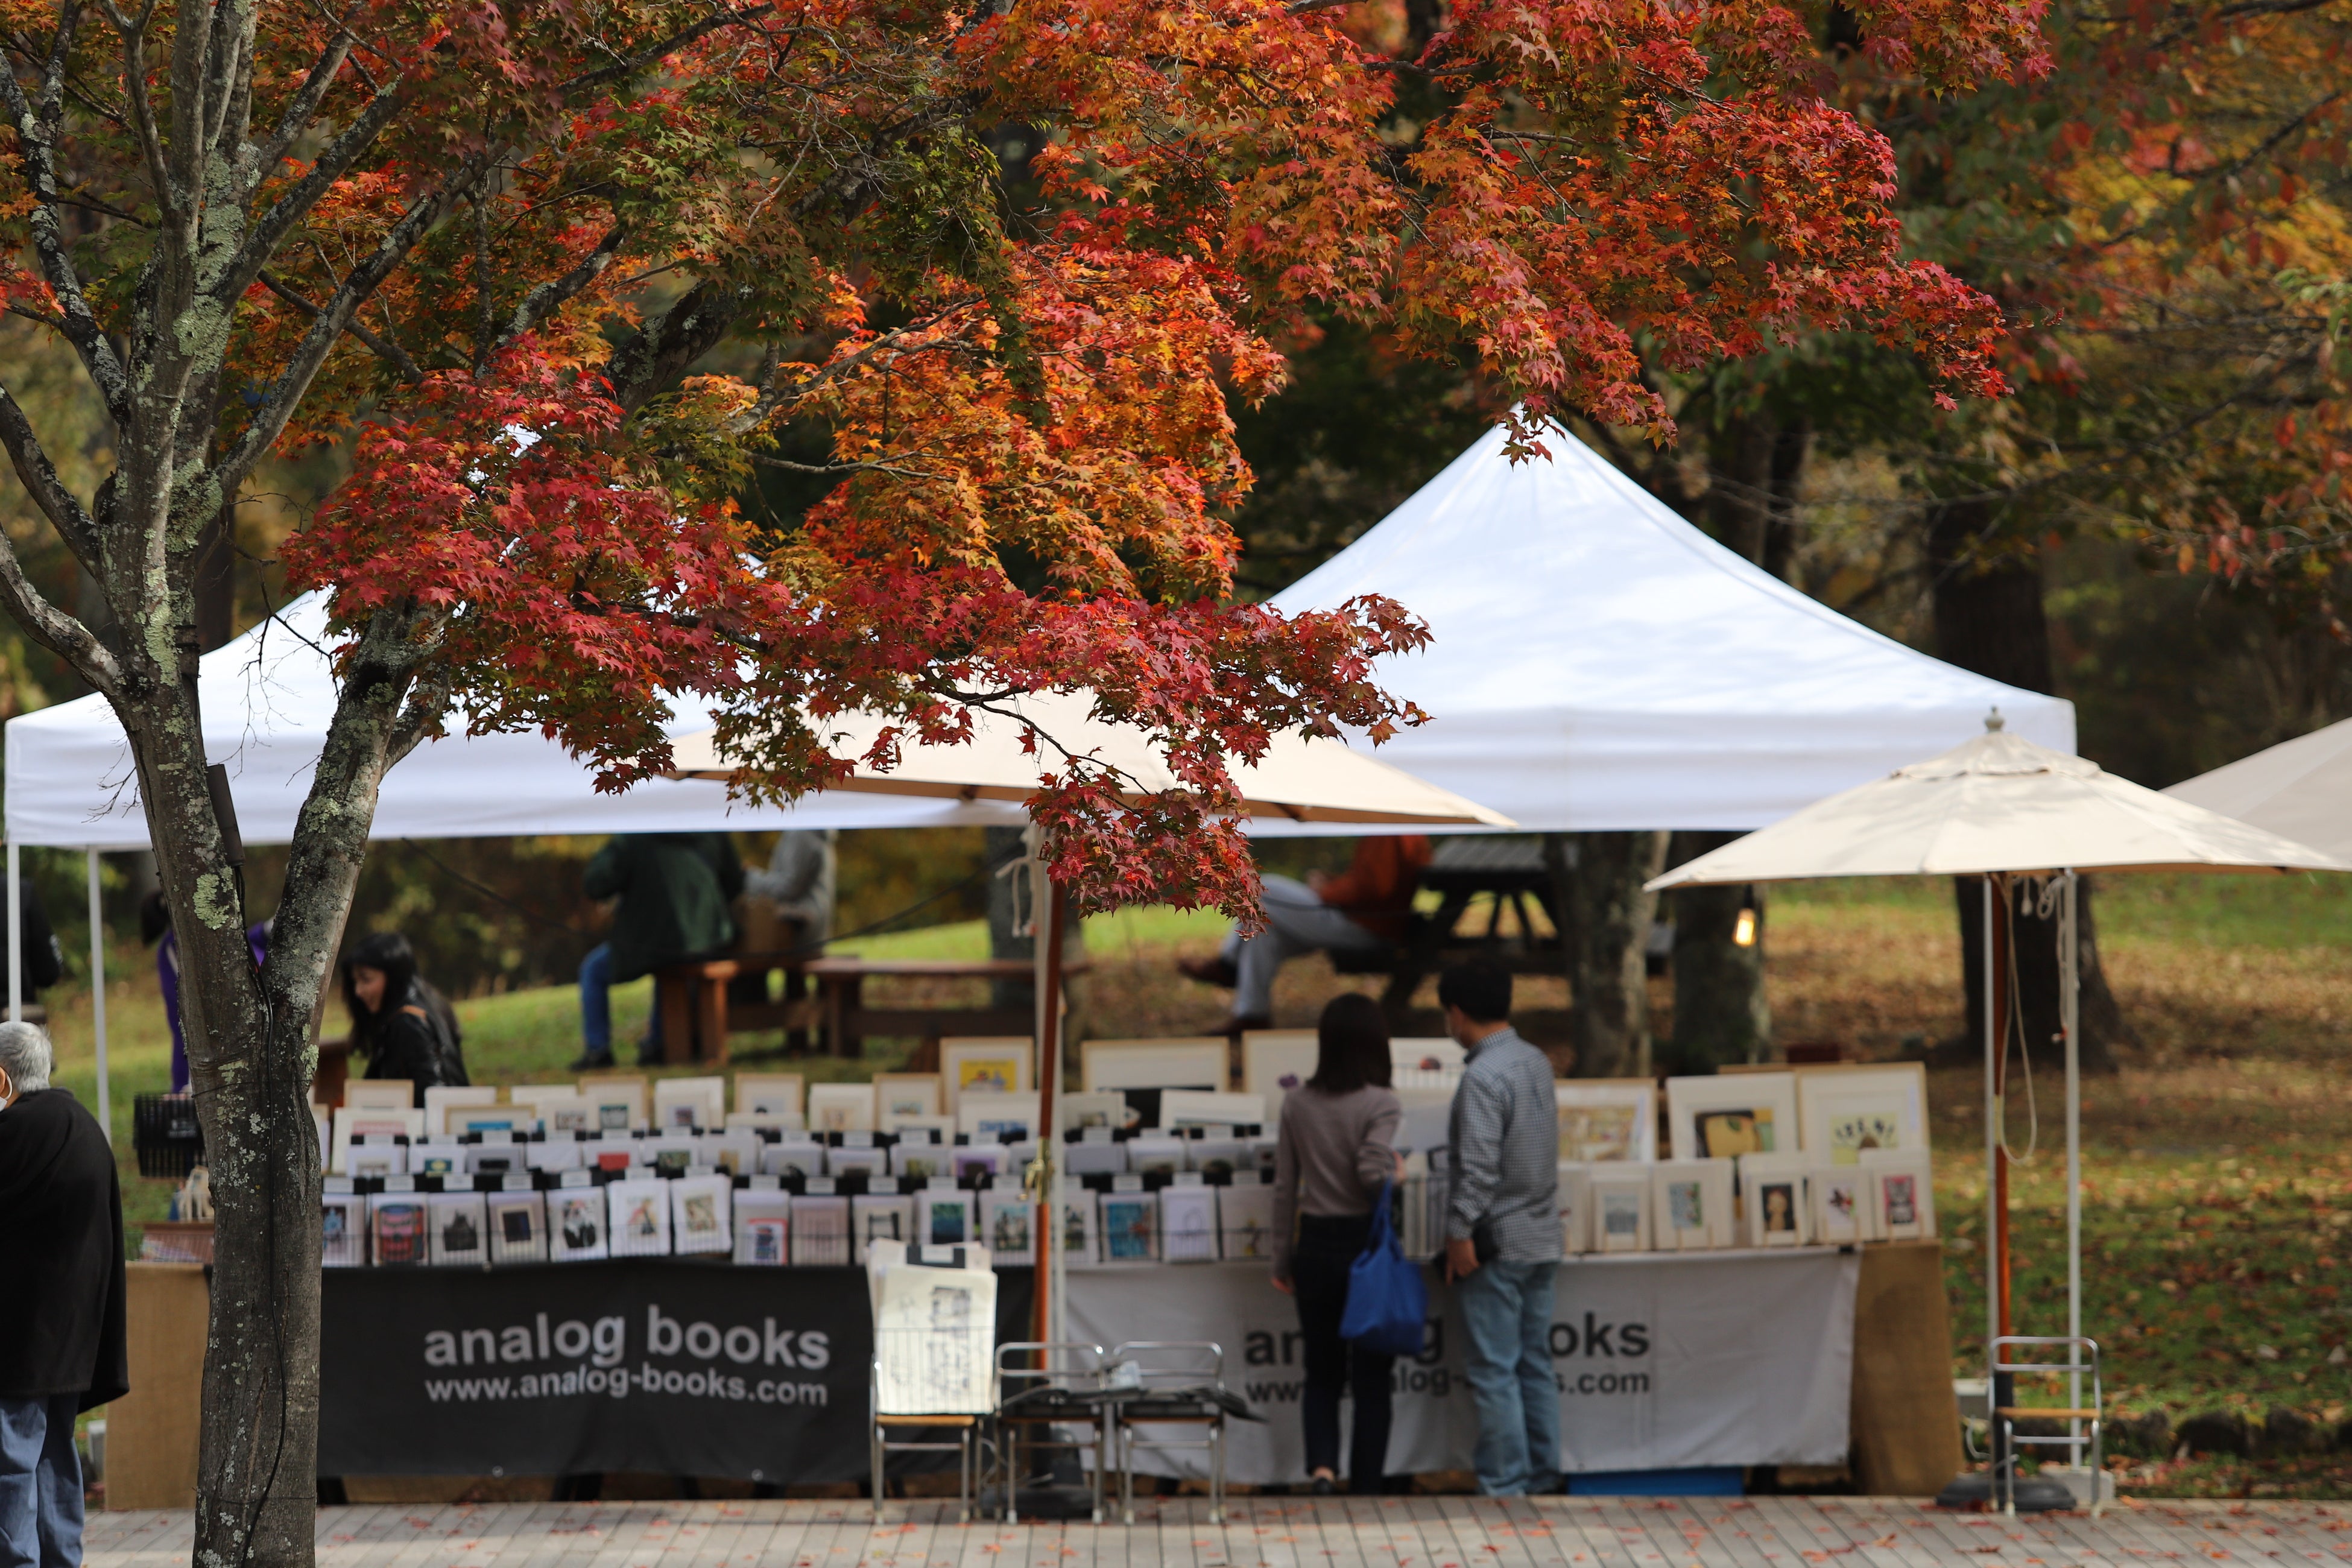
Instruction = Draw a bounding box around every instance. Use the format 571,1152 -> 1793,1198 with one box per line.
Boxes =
1,0 -> 2037,1556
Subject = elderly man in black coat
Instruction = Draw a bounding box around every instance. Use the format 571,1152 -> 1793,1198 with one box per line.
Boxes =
0,1021 -> 126,1568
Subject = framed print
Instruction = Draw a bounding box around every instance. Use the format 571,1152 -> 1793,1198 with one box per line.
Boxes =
463,1141 -> 526,1177
917,1188 -> 977,1247
761,1139 -> 825,1178
343,1138 -> 406,1180
448,1107 -> 539,1139
1809,1163 -> 1874,1244
734,1187 -> 792,1265
654,1075 -> 727,1131
1738,1154 -> 1810,1247
885,1113 -> 955,1145
640,1134 -> 699,1179
525,1139 -> 584,1174
423,1085 -> 500,1137
1161,1184 -> 1217,1262
1124,1136 -> 1187,1180
1159,1090 -> 1266,1131
671,1174 -> 734,1255
606,1178 -> 673,1257
808,1081 -> 874,1133
1391,1037 -> 1465,1072
321,1192 -> 367,1267
408,1142 -> 466,1183
982,1191 -> 1034,1260
1098,1190 -> 1159,1263
1058,1091 -> 1130,1134
330,1105 -> 422,1174
1060,1192 -> 1100,1267
369,1192 -> 428,1265
548,1187 -> 610,1262
1862,1150 -> 1936,1241
701,1130 -> 759,1179
1666,1072 -> 1799,1162
851,1193 -> 914,1262
1187,1139 -> 1248,1180
957,1092 -> 1041,1143
790,1194 -> 851,1265
940,1037 -> 1032,1114
577,1076 -> 646,1133
1649,1160 -> 1734,1251
1081,1038 -> 1227,1094
1067,1139 -> 1125,1177
873,1073 -> 943,1122
1556,1163 -> 1592,1255
1589,1166 -> 1651,1253
508,1087 -> 593,1136
1216,1181 -> 1276,1261
1796,1063 -> 1929,1164
953,1143 -> 1010,1182
1240,1029 -> 1318,1119
487,1191 -> 548,1265
343,1080 -> 414,1113
1556,1080 -> 1657,1163
891,1139 -> 951,1180
734,1072 -> 805,1122
825,1143 -> 888,1179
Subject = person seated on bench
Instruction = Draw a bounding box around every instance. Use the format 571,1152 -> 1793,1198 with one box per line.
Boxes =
575,833 -> 744,1069
1179,836 -> 1430,1034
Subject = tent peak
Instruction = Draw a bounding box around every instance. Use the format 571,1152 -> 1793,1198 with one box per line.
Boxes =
1985,707 -> 2005,732
1893,726 -> 2101,783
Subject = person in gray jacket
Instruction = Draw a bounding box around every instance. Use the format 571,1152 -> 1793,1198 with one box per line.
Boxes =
1272,993 -> 1405,1494
1441,958 -> 1561,1496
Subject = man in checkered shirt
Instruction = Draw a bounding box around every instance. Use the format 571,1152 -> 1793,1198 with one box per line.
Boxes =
1442,959 -> 1561,1496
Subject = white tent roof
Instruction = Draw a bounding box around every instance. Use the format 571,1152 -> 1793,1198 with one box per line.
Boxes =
1647,722 -> 2348,886
1273,421 -> 2078,832
668,689 -> 1516,827
2163,717 -> 2352,861
3,594 -> 1029,849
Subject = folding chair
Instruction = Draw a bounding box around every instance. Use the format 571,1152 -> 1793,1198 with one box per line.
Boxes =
1990,1335 -> 2105,1516
870,1320 -> 995,1521
1105,1340 -> 1230,1524
986,1341 -> 1110,1523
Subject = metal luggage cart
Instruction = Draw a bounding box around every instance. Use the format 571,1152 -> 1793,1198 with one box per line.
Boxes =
985,1341 -> 1110,1523
1990,1335 -> 2105,1516
1105,1340 -> 1230,1524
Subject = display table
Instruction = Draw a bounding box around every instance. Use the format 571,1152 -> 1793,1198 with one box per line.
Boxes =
1066,1248 -> 1859,1484
318,1263 -> 1033,1482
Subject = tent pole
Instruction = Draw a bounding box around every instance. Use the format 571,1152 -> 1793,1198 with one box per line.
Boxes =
2063,870 -> 2082,1470
7,839 -> 19,1024
1030,841 -> 1064,1347
1991,873 -> 2013,1342
89,849 -> 109,1143
1981,875 -> 1997,1365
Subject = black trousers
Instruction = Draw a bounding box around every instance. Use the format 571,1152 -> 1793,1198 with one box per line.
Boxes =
1291,1212 -> 1396,1493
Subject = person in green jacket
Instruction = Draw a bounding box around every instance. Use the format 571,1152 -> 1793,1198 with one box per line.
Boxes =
575,833 -> 745,1068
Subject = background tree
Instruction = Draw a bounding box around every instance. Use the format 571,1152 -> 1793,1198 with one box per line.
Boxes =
0,0 -> 2040,1560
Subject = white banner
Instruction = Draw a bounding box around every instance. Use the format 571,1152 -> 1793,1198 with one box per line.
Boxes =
1064,1247 -> 1857,1483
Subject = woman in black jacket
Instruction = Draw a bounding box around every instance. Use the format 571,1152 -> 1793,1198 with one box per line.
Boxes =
341,932 -> 467,1105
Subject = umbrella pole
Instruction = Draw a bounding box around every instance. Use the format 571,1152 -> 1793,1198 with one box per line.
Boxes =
1991,872 -> 2014,1343
2062,870 -> 2082,1468
1031,862 -> 1065,1347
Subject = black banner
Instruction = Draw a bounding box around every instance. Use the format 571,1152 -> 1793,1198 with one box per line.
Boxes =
321,1262 -> 1032,1481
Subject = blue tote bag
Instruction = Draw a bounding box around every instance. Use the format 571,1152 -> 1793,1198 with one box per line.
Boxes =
1338,1181 -> 1429,1356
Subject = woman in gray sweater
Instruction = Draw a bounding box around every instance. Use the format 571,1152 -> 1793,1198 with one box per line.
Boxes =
1272,993 -> 1405,1494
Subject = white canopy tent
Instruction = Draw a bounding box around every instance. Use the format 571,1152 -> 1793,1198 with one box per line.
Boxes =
2163,716 -> 2352,860
1272,420 -> 2078,830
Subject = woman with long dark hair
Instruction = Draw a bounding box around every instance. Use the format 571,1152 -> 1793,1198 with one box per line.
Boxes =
341,931 -> 467,1106
1271,991 -> 1404,1494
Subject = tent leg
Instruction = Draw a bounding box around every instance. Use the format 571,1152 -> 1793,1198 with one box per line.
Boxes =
89,849 -> 108,1142
7,839 -> 20,1025
1028,830 -> 1066,1347
2063,870 -> 2082,1469
1982,874 -> 2003,1497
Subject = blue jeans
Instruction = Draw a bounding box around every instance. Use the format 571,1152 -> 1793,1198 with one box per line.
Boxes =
1216,876 -> 1389,1019
0,1394 -> 83,1568
1456,1259 -> 1560,1496
578,944 -> 660,1061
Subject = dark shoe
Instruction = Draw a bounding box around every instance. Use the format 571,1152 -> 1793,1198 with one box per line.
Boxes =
1223,1014 -> 1271,1039
1178,955 -> 1239,988
570,1051 -> 616,1072
637,1046 -> 666,1068
1309,1476 -> 1336,1496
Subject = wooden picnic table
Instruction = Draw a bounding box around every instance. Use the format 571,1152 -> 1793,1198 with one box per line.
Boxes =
662,952 -> 1089,1061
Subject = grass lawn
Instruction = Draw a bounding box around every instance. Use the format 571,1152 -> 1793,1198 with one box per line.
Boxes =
46,870 -> 2352,1497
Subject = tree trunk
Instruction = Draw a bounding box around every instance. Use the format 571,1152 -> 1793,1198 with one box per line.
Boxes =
137,612 -> 433,1568
1560,831 -> 1669,1078
1663,830 -> 1770,1072
1926,501 -> 2131,1070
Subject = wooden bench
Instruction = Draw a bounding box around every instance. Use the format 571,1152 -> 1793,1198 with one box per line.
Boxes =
668,955 -> 1088,1059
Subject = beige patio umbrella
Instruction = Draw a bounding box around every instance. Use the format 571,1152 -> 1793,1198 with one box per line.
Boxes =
2163,715 -> 2352,861
1650,714 -> 2345,1508
671,690 -> 1515,1349
666,688 -> 1517,827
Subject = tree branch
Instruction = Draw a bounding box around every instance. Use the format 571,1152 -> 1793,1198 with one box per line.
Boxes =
218,72 -> 409,307
486,222 -> 628,362
0,379 -> 103,564
0,394 -> 115,691
256,270 -> 424,383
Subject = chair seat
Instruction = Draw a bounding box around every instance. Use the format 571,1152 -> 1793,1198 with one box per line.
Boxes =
877,1412 -> 980,1426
